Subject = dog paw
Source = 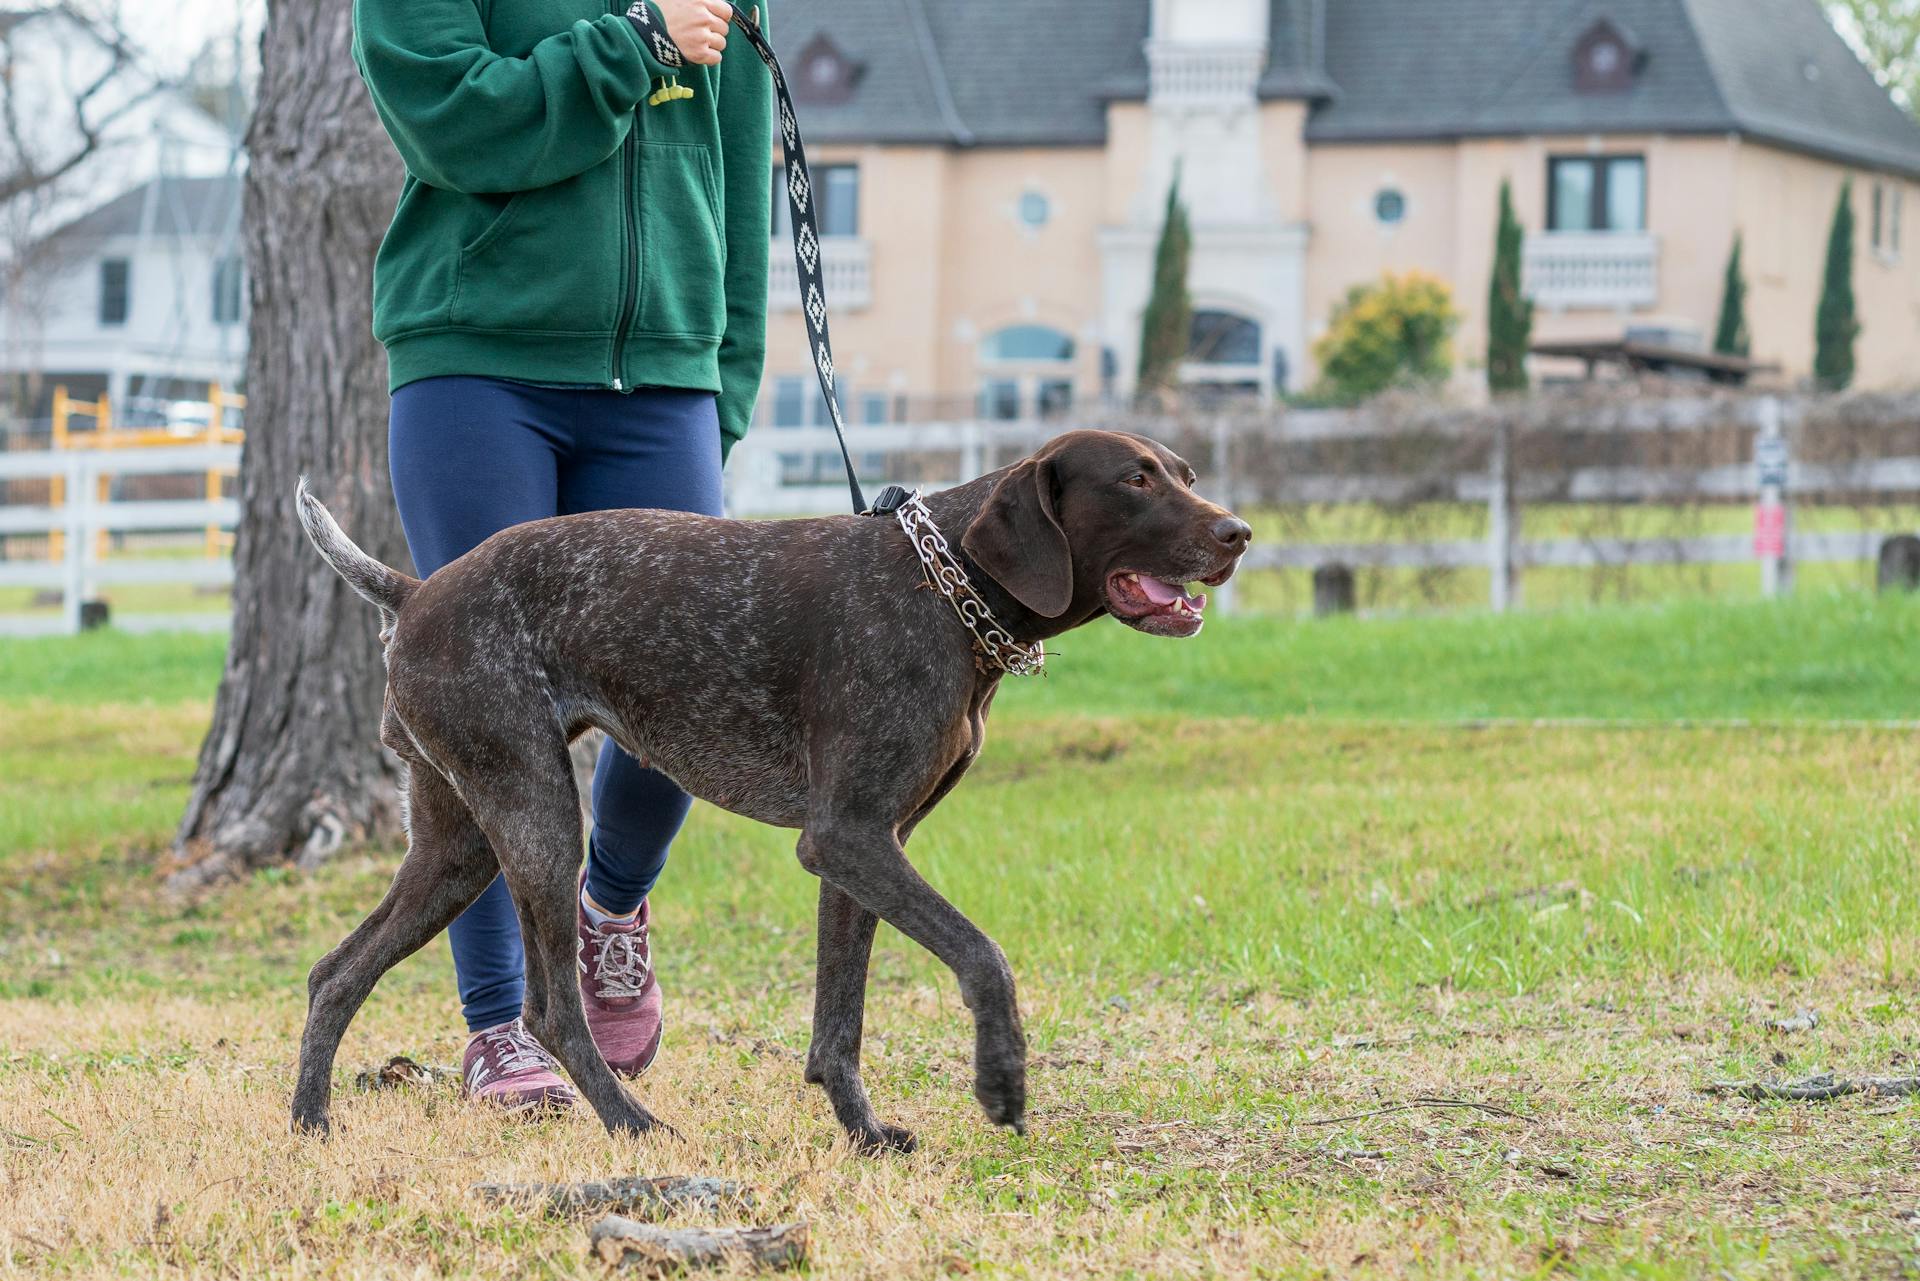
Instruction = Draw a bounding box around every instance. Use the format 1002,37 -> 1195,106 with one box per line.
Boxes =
973,1060 -> 1027,1134
606,1108 -> 679,1141
290,1110 -> 332,1139
851,1122 -> 918,1155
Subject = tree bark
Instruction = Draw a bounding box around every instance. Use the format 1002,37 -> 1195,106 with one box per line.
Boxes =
170,0 -> 408,889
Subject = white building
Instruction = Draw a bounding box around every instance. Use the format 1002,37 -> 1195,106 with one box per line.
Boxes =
10,173 -> 247,416
0,6 -> 245,418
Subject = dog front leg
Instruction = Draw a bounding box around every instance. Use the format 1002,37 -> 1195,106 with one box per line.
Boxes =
796,824 -> 1026,1137
803,881 -> 916,1153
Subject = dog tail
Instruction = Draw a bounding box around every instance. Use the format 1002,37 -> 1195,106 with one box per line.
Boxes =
295,477 -> 419,621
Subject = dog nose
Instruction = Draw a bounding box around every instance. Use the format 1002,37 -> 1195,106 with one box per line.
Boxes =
1210,515 -> 1252,552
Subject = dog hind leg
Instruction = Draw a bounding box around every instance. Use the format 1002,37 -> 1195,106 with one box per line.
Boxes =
458,736 -> 669,1138
802,881 -> 915,1153
291,763 -> 498,1135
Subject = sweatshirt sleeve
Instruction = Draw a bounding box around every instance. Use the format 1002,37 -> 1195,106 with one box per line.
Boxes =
352,0 -> 683,195
714,4 -> 773,456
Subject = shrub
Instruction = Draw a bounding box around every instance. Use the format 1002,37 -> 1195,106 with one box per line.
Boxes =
1312,270 -> 1459,404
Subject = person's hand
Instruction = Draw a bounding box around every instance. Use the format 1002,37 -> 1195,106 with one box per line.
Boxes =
654,0 -> 731,65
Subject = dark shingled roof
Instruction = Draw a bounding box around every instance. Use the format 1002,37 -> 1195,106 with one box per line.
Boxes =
775,0 -> 1920,177
774,0 -> 1323,146
1306,0 -> 1920,176
51,175 -> 242,243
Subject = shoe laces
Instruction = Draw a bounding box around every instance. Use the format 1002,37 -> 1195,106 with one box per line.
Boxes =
468,1018 -> 556,1088
585,922 -> 651,1000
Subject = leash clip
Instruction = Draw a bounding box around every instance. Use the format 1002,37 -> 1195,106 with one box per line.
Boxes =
861,485 -> 912,517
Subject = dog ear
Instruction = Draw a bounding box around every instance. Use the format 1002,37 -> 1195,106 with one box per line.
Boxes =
961,457 -> 1073,617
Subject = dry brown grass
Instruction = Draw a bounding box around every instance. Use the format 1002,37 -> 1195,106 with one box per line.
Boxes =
7,965 -> 1920,1279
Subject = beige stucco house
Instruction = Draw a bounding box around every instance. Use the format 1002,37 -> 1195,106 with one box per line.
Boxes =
759,0 -> 1920,439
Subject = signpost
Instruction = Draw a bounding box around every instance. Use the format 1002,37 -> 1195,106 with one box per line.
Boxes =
1752,397 -> 1791,597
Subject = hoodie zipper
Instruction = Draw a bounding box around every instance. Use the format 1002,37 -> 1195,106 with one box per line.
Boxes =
610,115 -> 640,391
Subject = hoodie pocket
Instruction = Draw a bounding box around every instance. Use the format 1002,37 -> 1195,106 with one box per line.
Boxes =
634,141 -> 725,341
450,170 -> 623,334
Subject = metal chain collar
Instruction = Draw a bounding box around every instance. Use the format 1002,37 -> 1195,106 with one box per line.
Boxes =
894,491 -> 1046,677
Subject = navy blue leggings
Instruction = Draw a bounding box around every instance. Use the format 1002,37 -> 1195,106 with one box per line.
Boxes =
388,375 -> 724,1033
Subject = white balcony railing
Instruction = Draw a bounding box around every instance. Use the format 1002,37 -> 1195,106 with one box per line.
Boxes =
770,236 -> 871,312
1145,42 -> 1265,103
1522,231 -> 1659,310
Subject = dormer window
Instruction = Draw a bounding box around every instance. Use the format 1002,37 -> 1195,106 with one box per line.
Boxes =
793,33 -> 861,106
1573,18 -> 1643,94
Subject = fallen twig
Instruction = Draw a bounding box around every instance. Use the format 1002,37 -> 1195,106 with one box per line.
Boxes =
1305,1095 -> 1529,1126
474,1175 -> 752,1219
1703,1072 -> 1920,1102
589,1215 -> 808,1274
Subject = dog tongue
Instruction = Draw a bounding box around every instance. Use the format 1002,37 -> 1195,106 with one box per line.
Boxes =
1139,577 -> 1188,605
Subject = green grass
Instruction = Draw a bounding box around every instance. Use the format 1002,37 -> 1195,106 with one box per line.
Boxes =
8,588 -> 1910,721
6,595 -> 1920,1277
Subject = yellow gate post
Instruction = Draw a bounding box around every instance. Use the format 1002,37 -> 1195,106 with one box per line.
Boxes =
49,385 -> 69,562
94,394 -> 117,561
207,386 -> 225,556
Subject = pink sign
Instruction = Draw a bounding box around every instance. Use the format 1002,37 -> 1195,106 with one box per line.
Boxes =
1753,502 -> 1786,558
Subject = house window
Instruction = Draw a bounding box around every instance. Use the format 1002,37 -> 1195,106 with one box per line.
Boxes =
774,163 -> 859,238
1188,310 -> 1261,365
978,324 -> 1076,420
978,378 -> 1022,421
860,391 -> 888,424
770,373 -> 856,484
1572,19 -> 1641,94
1547,155 -> 1645,232
1374,188 -> 1407,226
98,258 -> 130,326
1873,181 -> 1901,256
1017,190 -> 1051,228
792,33 -> 860,106
211,256 -> 243,325
981,324 -> 1075,362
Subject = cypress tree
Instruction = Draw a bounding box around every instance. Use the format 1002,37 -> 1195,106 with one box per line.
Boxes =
1814,181 -> 1859,391
1712,233 -> 1750,358
1486,179 -> 1533,394
1135,169 -> 1193,403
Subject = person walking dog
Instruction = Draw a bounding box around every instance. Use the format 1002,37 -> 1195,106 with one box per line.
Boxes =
351,0 -> 770,1111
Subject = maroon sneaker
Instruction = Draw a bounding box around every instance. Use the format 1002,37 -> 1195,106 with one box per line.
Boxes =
461,1017 -> 576,1112
578,887 -> 663,1077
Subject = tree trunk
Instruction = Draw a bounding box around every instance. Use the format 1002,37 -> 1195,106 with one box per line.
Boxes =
170,0 -> 408,889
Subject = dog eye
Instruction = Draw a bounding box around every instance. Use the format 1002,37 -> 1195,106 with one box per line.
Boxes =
1124,473 -> 1150,488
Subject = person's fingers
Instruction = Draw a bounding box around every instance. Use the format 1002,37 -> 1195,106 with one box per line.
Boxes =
700,0 -> 733,22
708,29 -> 726,53
687,43 -> 722,65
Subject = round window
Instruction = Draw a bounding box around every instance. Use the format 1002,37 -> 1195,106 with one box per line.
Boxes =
1374,188 -> 1407,225
1017,190 -> 1051,228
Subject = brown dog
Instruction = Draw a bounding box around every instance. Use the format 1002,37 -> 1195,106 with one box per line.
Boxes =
290,429 -> 1250,1151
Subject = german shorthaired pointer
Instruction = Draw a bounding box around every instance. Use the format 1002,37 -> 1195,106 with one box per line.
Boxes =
290,429 -> 1251,1151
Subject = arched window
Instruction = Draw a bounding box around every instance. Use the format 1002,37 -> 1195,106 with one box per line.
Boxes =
1187,310 -> 1261,366
981,324 -> 1075,363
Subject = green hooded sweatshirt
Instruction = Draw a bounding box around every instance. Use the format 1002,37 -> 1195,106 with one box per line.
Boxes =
352,0 -> 771,457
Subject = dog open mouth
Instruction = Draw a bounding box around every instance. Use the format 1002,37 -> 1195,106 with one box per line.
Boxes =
1106,571 -> 1212,637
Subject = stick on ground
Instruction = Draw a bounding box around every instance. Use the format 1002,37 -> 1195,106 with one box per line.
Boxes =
1305,1095 -> 1528,1126
473,1175 -> 753,1219
1703,1072 -> 1920,1102
589,1216 -> 808,1275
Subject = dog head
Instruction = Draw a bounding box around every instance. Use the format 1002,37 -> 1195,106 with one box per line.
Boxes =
960,429 -> 1251,638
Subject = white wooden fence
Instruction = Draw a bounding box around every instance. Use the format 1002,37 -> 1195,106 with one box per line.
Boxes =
723,399 -> 1912,611
0,442 -> 240,635
1,398 -> 1914,634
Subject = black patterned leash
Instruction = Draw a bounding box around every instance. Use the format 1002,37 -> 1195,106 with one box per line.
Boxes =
626,0 -> 868,514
